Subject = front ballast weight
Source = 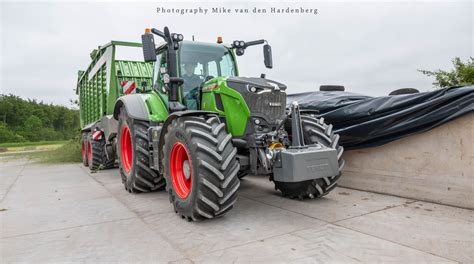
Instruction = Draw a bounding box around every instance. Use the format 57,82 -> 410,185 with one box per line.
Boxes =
272,102 -> 340,183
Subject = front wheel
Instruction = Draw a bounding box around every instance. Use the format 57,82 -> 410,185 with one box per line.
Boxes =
163,116 -> 240,221
274,115 -> 345,199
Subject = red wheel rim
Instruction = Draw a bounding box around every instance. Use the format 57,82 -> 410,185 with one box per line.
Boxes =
170,142 -> 192,199
120,125 -> 133,173
87,141 -> 92,165
82,141 -> 86,161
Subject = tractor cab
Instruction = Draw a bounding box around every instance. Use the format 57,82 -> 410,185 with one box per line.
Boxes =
142,27 -> 272,112
151,41 -> 239,110
178,41 -> 238,110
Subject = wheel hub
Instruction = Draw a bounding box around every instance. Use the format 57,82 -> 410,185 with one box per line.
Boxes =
170,142 -> 192,199
120,125 -> 133,174
183,160 -> 191,180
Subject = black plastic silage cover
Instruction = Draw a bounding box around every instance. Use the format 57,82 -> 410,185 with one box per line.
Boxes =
287,86 -> 474,150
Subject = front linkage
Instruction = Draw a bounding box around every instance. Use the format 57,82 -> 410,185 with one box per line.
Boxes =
241,101 -> 344,199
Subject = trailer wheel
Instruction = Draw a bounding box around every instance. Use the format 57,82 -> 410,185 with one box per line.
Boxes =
88,139 -> 107,171
81,134 -> 89,167
163,116 -> 240,221
274,115 -> 345,199
117,107 -> 165,193
104,155 -> 116,169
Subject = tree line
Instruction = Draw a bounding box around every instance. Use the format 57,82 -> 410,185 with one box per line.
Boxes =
0,57 -> 471,144
0,94 -> 80,143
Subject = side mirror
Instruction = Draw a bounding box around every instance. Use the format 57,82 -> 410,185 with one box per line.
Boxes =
141,33 -> 156,62
263,44 -> 273,69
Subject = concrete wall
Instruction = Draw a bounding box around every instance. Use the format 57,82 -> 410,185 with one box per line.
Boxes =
339,113 -> 473,209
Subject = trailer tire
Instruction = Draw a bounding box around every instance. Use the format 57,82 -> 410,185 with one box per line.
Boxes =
81,134 -> 89,167
117,107 -> 165,193
88,139 -> 115,171
104,157 -> 116,169
274,115 -> 345,199
163,116 -> 240,221
88,140 -> 104,171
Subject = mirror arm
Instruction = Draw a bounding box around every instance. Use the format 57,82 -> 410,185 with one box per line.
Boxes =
245,39 -> 265,47
151,28 -> 166,39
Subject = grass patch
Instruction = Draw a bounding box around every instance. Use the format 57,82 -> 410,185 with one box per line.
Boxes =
5,144 -> 64,152
2,139 -> 82,163
38,139 -> 82,163
0,140 -> 68,148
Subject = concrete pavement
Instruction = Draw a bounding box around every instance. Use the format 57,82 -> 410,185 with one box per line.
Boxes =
1,157 -> 472,263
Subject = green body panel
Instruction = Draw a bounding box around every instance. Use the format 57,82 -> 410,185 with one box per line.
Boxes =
77,41 -> 153,128
141,91 -> 170,122
201,77 -> 250,137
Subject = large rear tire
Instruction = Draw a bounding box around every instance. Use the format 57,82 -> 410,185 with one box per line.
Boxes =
163,116 -> 240,221
117,107 -> 165,193
274,115 -> 345,199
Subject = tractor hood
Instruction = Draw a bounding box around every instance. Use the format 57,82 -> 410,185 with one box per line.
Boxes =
226,77 -> 287,91
225,76 -> 287,127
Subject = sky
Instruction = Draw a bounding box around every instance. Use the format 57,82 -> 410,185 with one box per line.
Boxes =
0,0 -> 472,106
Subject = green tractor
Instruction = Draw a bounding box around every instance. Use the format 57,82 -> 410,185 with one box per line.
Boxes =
78,26 -> 344,221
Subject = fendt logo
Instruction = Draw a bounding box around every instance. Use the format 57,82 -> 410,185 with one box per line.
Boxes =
269,102 -> 282,107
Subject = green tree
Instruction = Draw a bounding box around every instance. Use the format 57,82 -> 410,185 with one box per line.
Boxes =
0,100 -> 13,123
0,94 -> 80,143
19,115 -> 43,141
419,57 -> 474,88
0,122 -> 25,143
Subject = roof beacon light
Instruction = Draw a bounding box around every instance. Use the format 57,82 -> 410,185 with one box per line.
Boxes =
145,28 -> 151,33
217,36 -> 223,44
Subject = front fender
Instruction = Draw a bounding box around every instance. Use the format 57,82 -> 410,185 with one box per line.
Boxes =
113,93 -> 169,122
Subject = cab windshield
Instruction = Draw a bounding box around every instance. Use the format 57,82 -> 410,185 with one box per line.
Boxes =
179,41 -> 236,99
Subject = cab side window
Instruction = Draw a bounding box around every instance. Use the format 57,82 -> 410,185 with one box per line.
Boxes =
208,61 -> 218,77
153,52 -> 167,93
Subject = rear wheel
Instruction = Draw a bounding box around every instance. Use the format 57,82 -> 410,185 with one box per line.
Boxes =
163,116 -> 240,221
117,107 -> 165,193
274,115 -> 345,199
81,133 -> 89,167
